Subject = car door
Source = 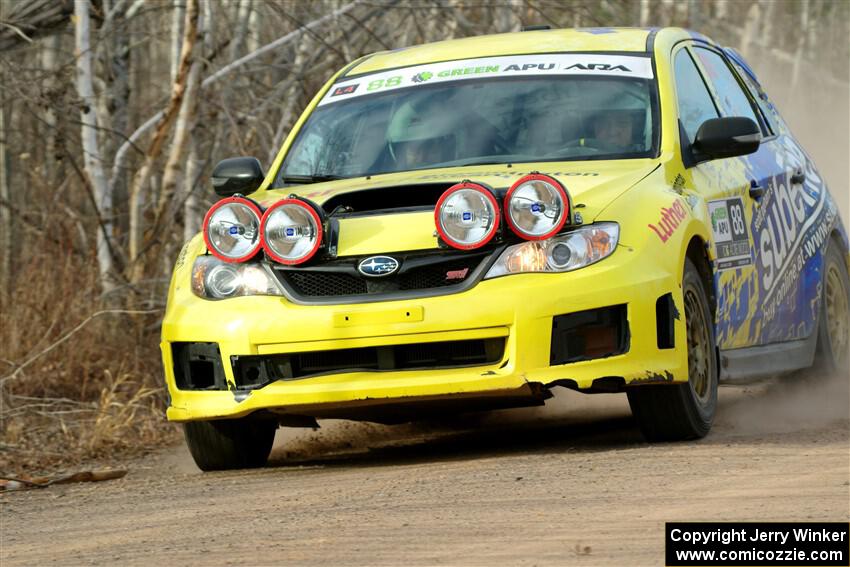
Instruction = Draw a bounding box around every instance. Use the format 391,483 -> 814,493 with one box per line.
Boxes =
722,48 -> 832,346
691,45 -> 821,345
671,43 -> 762,349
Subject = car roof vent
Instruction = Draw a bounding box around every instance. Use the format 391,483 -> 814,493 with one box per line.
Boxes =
521,24 -> 551,32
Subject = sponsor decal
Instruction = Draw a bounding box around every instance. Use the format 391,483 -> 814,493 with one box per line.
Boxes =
648,200 -> 687,243
708,197 -> 753,270
319,54 -> 653,106
175,242 -> 189,269
418,170 -> 598,180
672,173 -> 686,194
331,84 -> 358,97
564,62 -> 631,72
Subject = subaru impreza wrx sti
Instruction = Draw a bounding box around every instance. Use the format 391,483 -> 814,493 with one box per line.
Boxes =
161,27 -> 850,470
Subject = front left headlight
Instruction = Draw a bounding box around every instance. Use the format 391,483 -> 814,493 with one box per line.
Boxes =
191,255 -> 284,299
484,222 -> 619,279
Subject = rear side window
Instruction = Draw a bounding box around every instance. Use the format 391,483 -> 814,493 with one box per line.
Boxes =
691,47 -> 761,128
673,49 -> 719,143
729,60 -> 780,136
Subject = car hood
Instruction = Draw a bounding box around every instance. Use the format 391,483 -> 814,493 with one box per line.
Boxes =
257,160 -> 658,257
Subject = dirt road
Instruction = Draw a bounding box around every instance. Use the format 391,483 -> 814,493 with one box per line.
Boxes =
2,374 -> 848,566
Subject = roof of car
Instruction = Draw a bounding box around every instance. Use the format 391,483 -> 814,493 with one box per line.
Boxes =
345,27 -> 697,77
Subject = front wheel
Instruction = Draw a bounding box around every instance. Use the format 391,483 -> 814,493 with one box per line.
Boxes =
627,258 -> 718,441
183,418 -> 277,471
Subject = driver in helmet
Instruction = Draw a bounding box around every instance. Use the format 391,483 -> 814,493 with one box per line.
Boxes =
387,94 -> 457,169
575,83 -> 649,153
592,112 -> 637,150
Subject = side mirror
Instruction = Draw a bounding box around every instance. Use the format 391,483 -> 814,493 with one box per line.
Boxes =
692,117 -> 761,160
211,157 -> 264,197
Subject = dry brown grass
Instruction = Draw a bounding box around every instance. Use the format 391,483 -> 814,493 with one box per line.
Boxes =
0,240 -> 178,475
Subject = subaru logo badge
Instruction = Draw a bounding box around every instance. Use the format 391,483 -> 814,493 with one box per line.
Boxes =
358,256 -> 400,277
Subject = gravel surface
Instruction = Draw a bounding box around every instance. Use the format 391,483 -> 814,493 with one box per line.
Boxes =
2,376 -> 848,566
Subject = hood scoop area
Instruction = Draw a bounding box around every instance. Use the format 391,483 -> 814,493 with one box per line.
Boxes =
321,183 -> 458,216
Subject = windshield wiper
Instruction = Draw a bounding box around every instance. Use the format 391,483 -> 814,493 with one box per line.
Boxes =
279,173 -> 347,184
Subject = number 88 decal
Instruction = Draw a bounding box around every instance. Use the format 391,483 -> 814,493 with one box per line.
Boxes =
730,202 -> 745,237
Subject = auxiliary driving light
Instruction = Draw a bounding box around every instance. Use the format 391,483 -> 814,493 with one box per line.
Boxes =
202,196 -> 263,262
260,198 -> 323,265
435,182 -> 500,250
504,174 -> 570,240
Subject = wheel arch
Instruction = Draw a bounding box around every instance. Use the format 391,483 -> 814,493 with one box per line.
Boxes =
828,225 -> 850,276
684,234 -> 716,319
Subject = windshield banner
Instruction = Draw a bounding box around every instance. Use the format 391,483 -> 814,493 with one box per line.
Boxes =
319,54 -> 654,106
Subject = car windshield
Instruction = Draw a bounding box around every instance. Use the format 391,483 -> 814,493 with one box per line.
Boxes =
276,55 -> 658,183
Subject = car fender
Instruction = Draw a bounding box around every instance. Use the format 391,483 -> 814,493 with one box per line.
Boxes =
596,166 -> 712,288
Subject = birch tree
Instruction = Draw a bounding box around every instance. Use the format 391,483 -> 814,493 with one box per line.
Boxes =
74,0 -> 116,294
126,0 -> 199,282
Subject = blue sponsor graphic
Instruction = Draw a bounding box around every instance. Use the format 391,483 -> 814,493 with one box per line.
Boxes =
531,202 -> 543,213
285,227 -> 295,237
229,226 -> 239,235
714,133 -> 839,347
462,211 -> 473,222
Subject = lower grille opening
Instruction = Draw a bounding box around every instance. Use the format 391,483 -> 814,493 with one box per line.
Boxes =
655,293 -> 677,349
550,305 -> 629,365
232,337 -> 506,388
172,342 -> 227,390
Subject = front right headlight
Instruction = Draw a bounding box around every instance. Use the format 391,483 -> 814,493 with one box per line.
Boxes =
191,255 -> 283,299
484,222 -> 619,279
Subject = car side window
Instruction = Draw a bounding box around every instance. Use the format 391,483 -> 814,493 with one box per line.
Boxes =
691,47 -> 761,129
674,48 -> 720,143
728,60 -> 780,136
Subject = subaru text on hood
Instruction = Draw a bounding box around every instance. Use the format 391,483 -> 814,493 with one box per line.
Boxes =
162,27 -> 849,471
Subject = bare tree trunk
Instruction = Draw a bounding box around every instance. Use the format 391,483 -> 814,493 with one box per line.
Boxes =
0,103 -> 11,306
639,0 -> 651,27
170,0 -> 185,83
157,0 -> 203,228
74,0 -> 116,295
267,32 -> 311,165
739,1 -> 761,60
126,0 -> 199,282
792,0 -> 811,89
41,34 -> 61,186
110,0 -> 364,188
184,0 -> 213,244
97,1 -> 130,266
246,1 -> 260,54
182,143 -> 203,242
229,0 -> 251,60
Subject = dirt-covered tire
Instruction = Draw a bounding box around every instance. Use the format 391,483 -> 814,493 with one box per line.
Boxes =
183,418 -> 277,471
627,258 -> 718,441
815,239 -> 850,373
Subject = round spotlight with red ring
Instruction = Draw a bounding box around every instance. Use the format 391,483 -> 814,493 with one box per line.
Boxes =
504,173 -> 570,241
260,198 -> 324,265
435,182 -> 501,250
202,196 -> 263,263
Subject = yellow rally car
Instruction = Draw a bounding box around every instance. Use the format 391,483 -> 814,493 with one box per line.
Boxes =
162,27 -> 849,470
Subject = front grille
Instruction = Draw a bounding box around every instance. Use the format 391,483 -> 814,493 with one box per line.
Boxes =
231,337 -> 506,387
275,251 -> 490,300
286,271 -> 366,296
398,257 -> 475,290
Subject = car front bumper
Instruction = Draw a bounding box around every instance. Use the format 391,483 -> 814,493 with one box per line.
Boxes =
161,245 -> 688,422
